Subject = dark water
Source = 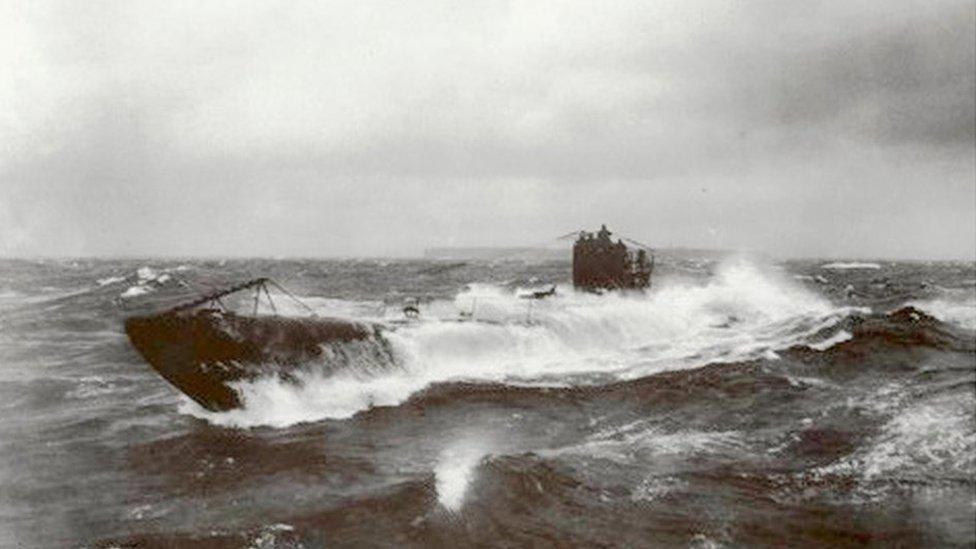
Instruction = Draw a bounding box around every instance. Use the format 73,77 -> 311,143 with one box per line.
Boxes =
0,256 -> 973,547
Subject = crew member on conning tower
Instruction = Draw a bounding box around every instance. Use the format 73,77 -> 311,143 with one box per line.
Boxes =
572,224 -> 654,291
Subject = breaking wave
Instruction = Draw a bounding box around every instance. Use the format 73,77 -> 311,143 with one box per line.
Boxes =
821,262 -> 882,270
183,260 -> 860,428
859,392 -> 976,481
909,294 -> 976,331
812,388 -> 976,496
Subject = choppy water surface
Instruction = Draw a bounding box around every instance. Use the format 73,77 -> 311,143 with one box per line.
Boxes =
0,256 -> 973,547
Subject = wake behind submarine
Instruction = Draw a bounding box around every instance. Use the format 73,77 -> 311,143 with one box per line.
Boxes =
124,226 -> 655,411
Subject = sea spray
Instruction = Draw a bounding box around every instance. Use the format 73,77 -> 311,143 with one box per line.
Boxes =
434,437 -> 494,512
183,259 -> 856,428
4,256 -> 974,546
909,294 -> 976,331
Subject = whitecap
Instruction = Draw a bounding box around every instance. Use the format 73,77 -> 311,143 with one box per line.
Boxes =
136,266 -> 159,282
182,258 -> 855,428
120,285 -> 152,298
860,393 -> 976,480
96,276 -> 126,287
909,296 -> 976,330
809,330 -> 852,351
820,262 -> 881,270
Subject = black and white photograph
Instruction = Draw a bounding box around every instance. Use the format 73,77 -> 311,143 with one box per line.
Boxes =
1,1 -> 974,547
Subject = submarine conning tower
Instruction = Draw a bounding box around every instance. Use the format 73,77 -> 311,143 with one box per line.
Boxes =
572,225 -> 653,291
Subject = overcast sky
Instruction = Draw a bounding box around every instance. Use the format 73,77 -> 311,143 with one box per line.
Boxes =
1,0 -> 974,259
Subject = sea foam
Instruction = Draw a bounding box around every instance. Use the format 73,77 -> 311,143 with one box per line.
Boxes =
183,259 -> 855,428
434,437 -> 493,512
909,295 -> 976,331
821,262 -> 882,270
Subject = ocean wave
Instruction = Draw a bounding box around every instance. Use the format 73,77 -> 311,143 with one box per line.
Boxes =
786,306 -> 973,365
65,376 -> 121,399
630,475 -> 687,502
821,262 -> 882,270
0,289 -> 24,310
118,266 -> 180,299
860,392 -> 975,481
96,276 -> 126,287
808,330 -> 853,351
544,424 -> 746,465
909,295 -> 976,331
120,285 -> 153,298
182,260 -> 862,427
818,390 -> 975,486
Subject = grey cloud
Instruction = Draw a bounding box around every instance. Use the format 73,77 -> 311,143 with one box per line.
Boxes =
0,0 -> 973,259
701,1 -> 975,146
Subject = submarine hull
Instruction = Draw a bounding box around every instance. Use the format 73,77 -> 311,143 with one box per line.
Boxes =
125,311 -> 380,411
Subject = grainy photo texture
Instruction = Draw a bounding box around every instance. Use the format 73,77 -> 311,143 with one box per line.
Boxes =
1,1 -> 974,547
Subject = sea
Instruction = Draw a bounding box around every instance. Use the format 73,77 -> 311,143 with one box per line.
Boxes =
0,255 -> 974,547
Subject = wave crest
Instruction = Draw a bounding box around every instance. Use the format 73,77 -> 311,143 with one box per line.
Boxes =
184,259 -> 857,427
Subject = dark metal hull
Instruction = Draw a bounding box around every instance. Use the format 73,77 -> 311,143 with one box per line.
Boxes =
572,225 -> 653,291
125,310 -> 380,411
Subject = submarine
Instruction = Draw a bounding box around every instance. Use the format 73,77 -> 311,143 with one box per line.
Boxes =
124,225 -> 654,411
124,278 -> 391,411
571,224 -> 654,291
